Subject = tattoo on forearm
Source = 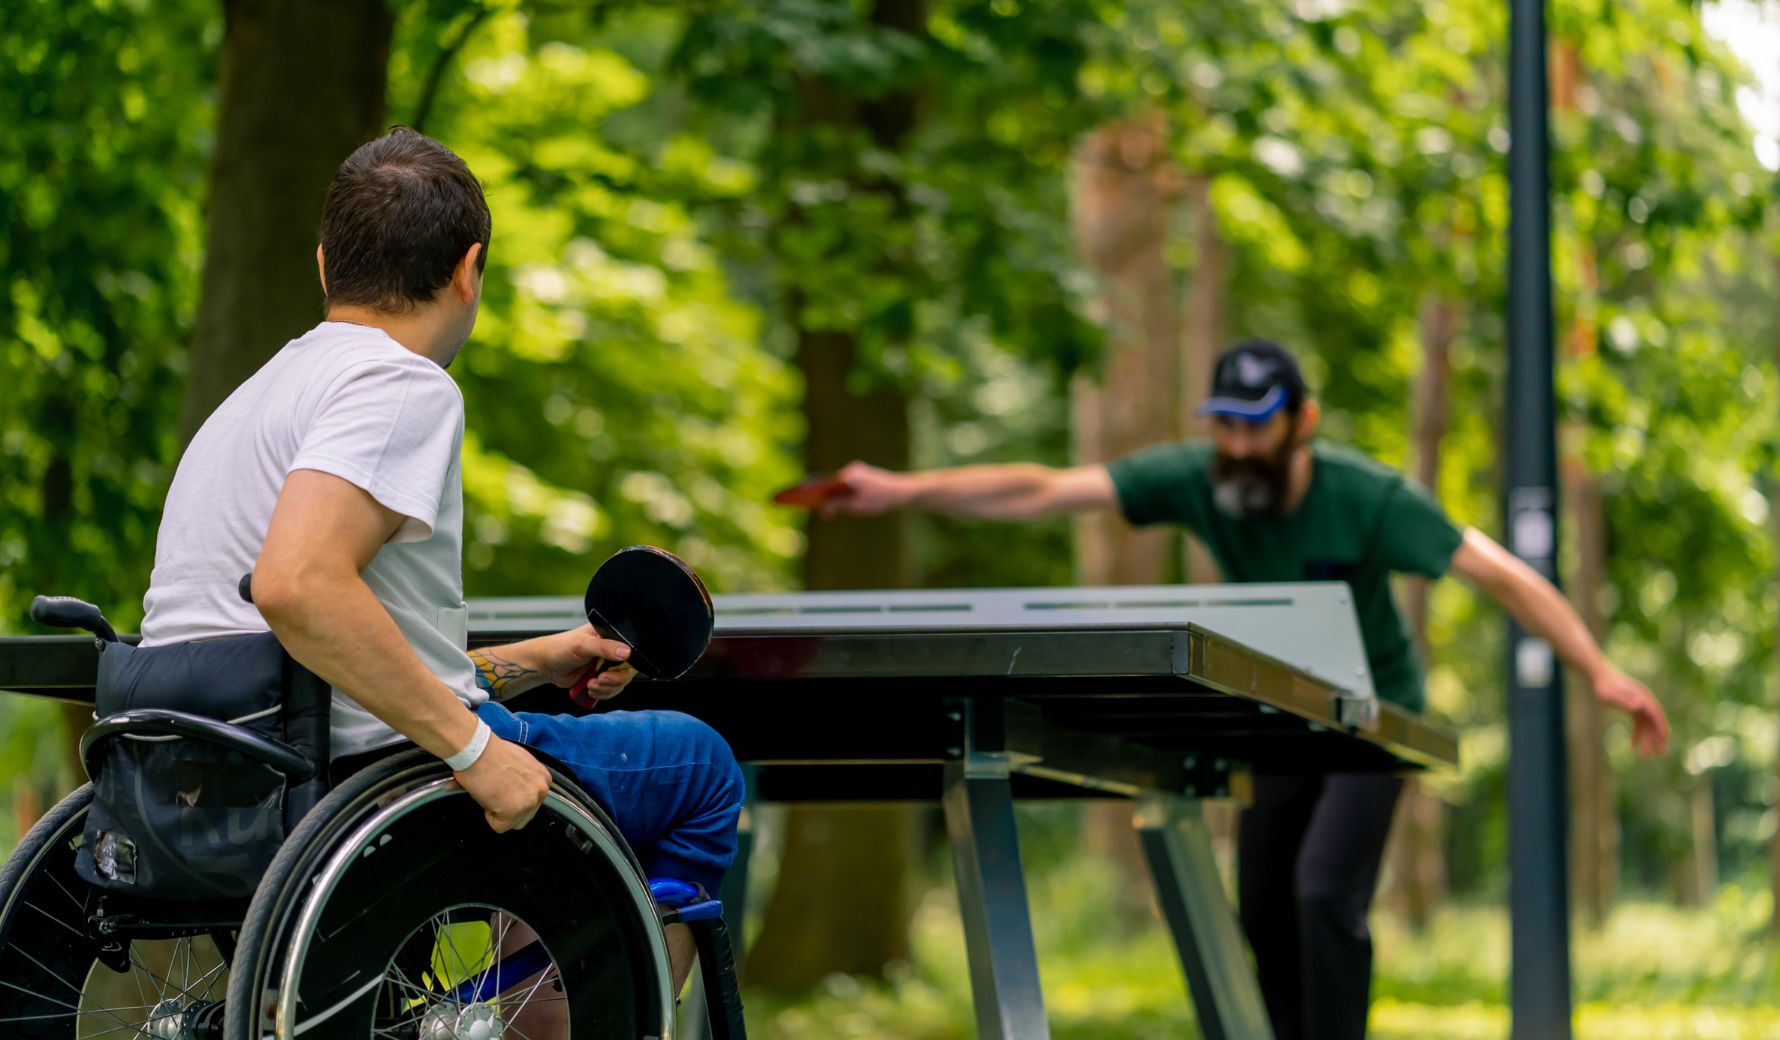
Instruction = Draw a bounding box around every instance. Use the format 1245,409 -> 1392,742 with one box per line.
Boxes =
468,649 -> 538,697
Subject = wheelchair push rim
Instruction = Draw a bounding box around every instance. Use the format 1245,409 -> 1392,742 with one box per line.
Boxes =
233,762 -> 674,1040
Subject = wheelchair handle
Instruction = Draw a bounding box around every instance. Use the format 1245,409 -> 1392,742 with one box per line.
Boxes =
30,595 -> 120,643
80,708 -> 320,782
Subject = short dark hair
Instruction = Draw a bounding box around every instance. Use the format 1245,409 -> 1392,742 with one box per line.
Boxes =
318,127 -> 491,312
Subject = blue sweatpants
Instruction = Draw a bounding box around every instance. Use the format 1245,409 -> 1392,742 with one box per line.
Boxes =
476,701 -> 745,897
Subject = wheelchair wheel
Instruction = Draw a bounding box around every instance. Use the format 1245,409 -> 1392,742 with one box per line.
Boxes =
226,750 -> 674,1040
0,785 -> 234,1039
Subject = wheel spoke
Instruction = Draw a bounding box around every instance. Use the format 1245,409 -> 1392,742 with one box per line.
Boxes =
45,868 -> 89,916
372,906 -> 586,1040
374,1003 -> 441,1037
372,1005 -> 433,1035
78,986 -> 166,1039
3,816 -> 235,1040
129,945 -> 174,1007
0,1000 -> 167,1022
503,961 -> 557,1023
127,938 -> 223,1005
13,942 -> 89,997
375,959 -> 447,1031
167,954 -> 227,1005
76,1016 -> 148,1040
492,911 -> 513,958
23,897 -> 89,940
436,911 -> 477,996
377,973 -> 442,1003
353,891 -> 633,1040
127,945 -> 151,1018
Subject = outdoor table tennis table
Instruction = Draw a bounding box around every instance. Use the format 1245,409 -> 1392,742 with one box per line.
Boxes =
0,581 -> 1457,1040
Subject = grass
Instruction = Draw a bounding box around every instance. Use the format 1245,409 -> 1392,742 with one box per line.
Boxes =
740,859 -> 1780,1039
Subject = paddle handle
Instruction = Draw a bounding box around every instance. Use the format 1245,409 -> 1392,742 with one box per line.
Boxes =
569,660 -> 615,709
569,622 -> 624,708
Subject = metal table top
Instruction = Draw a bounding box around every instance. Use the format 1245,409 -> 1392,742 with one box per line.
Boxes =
0,584 -> 1456,803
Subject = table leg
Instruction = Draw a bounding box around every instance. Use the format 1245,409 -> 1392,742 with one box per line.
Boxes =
944,751 -> 1050,1040
1134,795 -> 1272,1040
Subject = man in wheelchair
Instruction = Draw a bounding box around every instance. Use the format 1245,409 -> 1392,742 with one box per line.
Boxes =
80,126 -> 742,1036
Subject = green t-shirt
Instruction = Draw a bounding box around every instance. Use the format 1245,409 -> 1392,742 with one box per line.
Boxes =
1106,440 -> 1464,713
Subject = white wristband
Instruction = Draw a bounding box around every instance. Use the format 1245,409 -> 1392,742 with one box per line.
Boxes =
444,718 -> 492,772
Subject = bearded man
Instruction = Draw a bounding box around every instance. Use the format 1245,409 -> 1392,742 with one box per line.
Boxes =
827,338 -> 1667,1040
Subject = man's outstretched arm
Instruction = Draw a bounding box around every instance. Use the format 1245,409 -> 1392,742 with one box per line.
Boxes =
1448,526 -> 1670,757
828,460 -> 1119,520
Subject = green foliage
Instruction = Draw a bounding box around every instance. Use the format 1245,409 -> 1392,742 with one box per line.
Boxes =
387,7 -> 803,595
744,833 -> 1780,1038
673,0 -> 1112,384
0,0 -> 218,830
0,0 -> 215,630
911,337 -> 1076,589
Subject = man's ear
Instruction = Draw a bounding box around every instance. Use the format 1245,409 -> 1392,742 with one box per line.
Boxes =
1295,399 -> 1321,442
316,244 -> 328,295
452,243 -> 483,302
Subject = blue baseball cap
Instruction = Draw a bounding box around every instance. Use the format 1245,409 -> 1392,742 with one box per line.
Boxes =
1198,340 -> 1306,421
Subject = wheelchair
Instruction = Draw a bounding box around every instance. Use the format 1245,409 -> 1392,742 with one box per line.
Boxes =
0,594 -> 746,1040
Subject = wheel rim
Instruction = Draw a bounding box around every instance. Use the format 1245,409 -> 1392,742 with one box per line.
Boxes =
271,781 -> 671,1039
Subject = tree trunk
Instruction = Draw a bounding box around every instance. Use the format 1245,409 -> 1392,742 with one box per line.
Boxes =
744,0 -> 926,992
1179,173 -> 1237,865
1383,294 -> 1457,930
1068,116 -> 1184,902
1550,36 -> 1619,927
1772,476 -> 1780,928
1069,115 -> 1183,588
1562,458 -> 1616,924
744,333 -> 919,988
179,0 -> 392,442
745,328 -> 919,988
1181,175 -> 1224,586
1770,253 -> 1780,933
1692,778 -> 1718,903
1672,778 -> 1718,908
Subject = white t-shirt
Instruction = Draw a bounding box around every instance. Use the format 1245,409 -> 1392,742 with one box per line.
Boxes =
141,321 -> 484,757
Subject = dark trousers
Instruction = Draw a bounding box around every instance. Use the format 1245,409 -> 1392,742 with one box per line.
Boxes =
1237,772 -> 1404,1040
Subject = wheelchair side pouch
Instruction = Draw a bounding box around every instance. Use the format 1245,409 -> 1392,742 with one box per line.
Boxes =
76,634 -> 292,901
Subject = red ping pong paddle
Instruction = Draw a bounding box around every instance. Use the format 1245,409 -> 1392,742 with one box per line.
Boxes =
772,474 -> 854,510
570,545 -> 715,708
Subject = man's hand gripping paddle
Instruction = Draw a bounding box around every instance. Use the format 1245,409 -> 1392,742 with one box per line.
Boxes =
570,545 -> 715,708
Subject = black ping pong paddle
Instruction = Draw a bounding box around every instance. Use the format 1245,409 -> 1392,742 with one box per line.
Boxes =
571,545 -> 714,708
